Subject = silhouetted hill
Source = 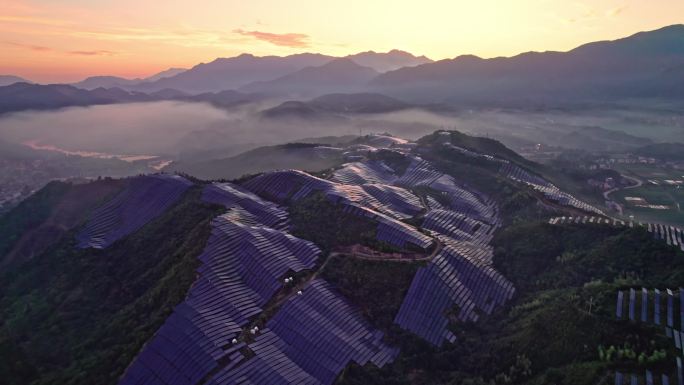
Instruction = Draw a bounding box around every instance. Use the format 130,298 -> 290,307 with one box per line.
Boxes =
259,100 -> 347,121
372,24 -> 684,102
70,69 -> 187,90
240,58 -> 379,96
0,75 -> 30,87
0,82 -> 264,114
346,50 -> 432,72
71,76 -> 140,90
142,67 -> 187,82
308,92 -> 409,113
0,83 -> 150,113
133,53 -> 333,93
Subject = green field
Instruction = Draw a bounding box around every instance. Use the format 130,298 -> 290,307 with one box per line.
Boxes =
613,163 -> 684,181
609,163 -> 684,226
613,187 -> 684,225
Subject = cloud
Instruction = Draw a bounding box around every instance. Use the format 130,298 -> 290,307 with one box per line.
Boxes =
4,41 -> 52,52
68,50 -> 116,56
233,29 -> 309,48
606,5 -> 627,17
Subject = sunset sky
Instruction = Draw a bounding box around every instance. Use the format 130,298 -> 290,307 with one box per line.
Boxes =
1,0 -> 683,83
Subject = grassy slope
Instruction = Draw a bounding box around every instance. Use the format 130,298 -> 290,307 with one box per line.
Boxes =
0,181 -> 71,260
0,186 -> 224,385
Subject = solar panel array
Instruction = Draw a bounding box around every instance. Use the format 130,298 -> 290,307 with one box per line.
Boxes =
119,196 -> 321,385
76,174 -> 193,249
394,243 -> 515,346
615,371 -> 675,385
206,279 -> 397,385
616,288 -> 684,358
422,210 -> 494,246
341,203 -> 433,250
335,154 -> 513,346
330,160 -> 397,185
550,216 -> 684,252
500,162 -> 604,214
320,152 -> 514,346
202,182 -> 290,231
437,140 -> 603,215
244,169 -> 435,251
333,155 -> 498,224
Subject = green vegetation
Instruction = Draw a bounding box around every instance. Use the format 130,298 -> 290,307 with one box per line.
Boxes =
368,149 -> 412,176
321,255 -> 423,330
0,186 -> 224,385
335,223 -> 684,384
0,181 -> 70,259
289,192 -> 399,253
611,184 -> 684,227
412,137 -> 553,224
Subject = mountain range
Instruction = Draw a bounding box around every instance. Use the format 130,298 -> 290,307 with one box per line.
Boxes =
0,75 -> 30,87
371,24 -> 684,102
2,25 -> 684,111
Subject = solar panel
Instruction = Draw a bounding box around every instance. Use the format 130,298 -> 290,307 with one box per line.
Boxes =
118,192 -> 322,385
77,174 -> 193,249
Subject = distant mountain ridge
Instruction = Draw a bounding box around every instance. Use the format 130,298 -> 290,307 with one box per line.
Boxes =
371,24 -> 684,102
92,51 -> 430,94
0,75 -> 31,87
71,68 -> 188,90
0,82 -> 263,114
239,58 -> 379,96
346,49 -> 432,72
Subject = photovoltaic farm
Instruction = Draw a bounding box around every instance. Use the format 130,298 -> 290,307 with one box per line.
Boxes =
440,141 -> 605,215
14,133 -> 615,384
76,174 -> 193,249
109,135 -> 607,382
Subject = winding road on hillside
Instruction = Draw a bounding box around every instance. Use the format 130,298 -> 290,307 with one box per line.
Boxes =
603,173 -> 643,215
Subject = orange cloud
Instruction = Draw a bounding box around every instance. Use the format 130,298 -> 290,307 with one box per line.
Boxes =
68,50 -> 116,56
233,29 -> 309,48
4,41 -> 52,52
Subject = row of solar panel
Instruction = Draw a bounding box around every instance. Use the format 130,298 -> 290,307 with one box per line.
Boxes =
617,288 -> 684,327
615,367 -> 678,385
77,174 -> 193,249
500,162 -> 604,214
119,199 -> 321,385
202,183 -> 290,231
205,280 -> 397,385
394,245 -> 515,346
423,209 -> 494,246
550,217 -> 684,252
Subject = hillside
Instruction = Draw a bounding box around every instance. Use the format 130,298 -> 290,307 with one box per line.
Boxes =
3,131 -> 682,385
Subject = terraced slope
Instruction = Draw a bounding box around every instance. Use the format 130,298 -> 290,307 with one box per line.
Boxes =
77,174 -> 193,248
1,132 -> 619,385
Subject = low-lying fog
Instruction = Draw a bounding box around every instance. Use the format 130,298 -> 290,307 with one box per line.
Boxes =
0,99 -> 681,164
0,101 -> 441,161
